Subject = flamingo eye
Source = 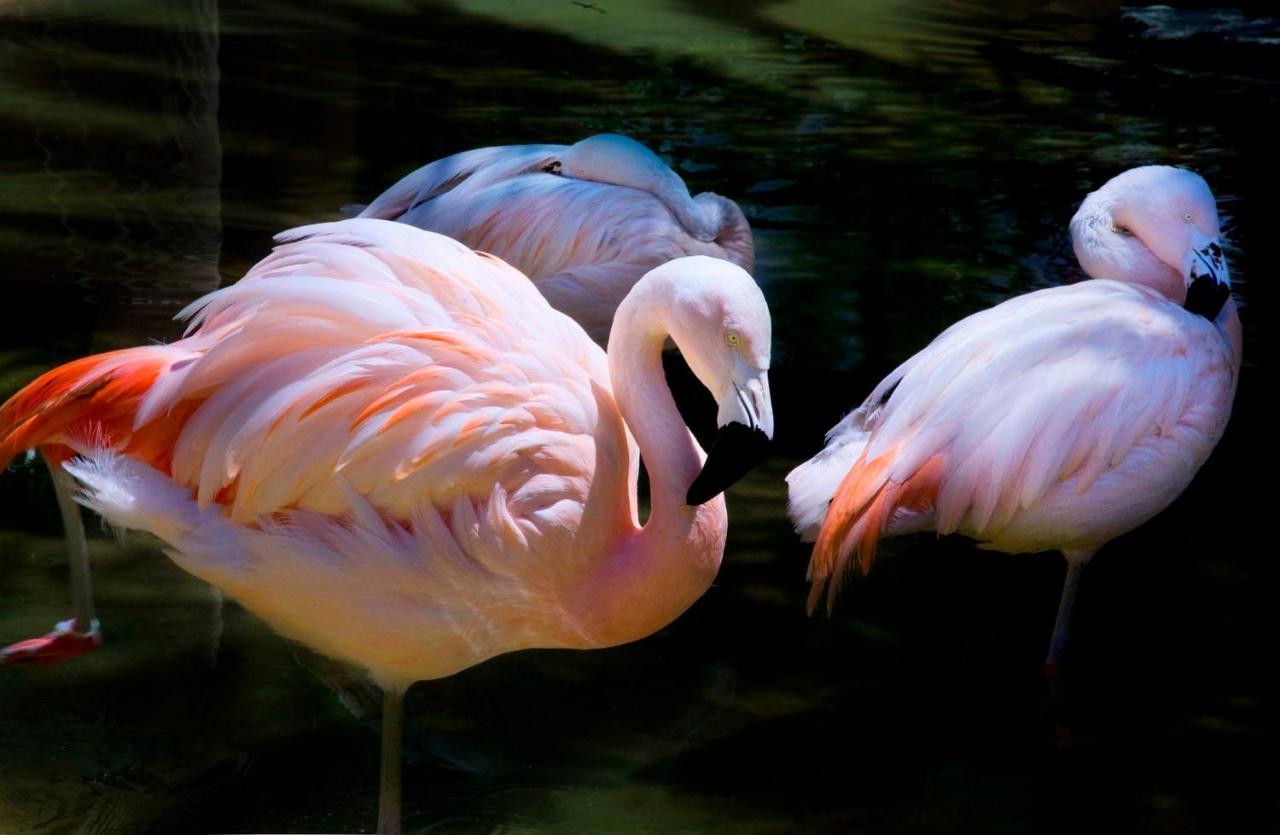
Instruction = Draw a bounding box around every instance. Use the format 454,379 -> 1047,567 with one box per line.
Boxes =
725,330 -> 741,347
1183,211 -> 1194,222
1113,225 -> 1134,238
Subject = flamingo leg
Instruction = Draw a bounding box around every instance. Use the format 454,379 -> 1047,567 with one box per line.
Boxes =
1044,551 -> 1092,676
0,456 -> 102,665
377,686 -> 406,835
52,460 -> 98,634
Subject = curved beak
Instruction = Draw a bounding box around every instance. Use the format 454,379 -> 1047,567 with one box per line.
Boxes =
1183,230 -> 1231,320
686,368 -> 773,505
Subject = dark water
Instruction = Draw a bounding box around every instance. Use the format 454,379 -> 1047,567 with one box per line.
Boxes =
1,1 -> 1277,832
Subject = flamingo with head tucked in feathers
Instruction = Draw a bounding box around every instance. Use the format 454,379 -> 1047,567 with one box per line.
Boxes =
787,166 -> 1240,672
353,133 -> 755,345
0,219 -> 774,834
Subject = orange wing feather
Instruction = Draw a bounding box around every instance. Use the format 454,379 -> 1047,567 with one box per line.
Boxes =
808,450 -> 947,614
0,348 -> 185,476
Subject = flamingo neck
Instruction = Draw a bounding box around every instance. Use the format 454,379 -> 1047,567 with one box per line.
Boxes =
655,177 -> 721,242
579,277 -> 726,648
1220,296 -> 1244,367
1073,203 -> 1242,363
698,193 -> 755,271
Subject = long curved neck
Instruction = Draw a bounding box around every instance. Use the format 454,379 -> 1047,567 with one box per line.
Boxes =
578,277 -> 726,648
612,298 -> 704,524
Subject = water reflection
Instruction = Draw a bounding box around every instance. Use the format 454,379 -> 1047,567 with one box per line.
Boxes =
1,0 -> 1276,832
0,0 -> 221,354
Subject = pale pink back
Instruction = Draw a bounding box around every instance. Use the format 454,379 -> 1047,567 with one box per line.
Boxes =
155,220 -> 632,538
793,279 -> 1239,608
359,146 -> 754,343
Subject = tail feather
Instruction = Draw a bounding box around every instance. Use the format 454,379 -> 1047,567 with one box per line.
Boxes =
785,433 -> 868,543
785,401 -> 886,544
0,347 -> 183,472
806,450 -> 947,615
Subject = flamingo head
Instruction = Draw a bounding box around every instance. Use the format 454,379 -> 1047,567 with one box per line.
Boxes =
1071,165 -> 1231,319
632,256 -> 774,505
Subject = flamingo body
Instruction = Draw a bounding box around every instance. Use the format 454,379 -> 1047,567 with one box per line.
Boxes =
357,135 -> 754,343
791,281 -> 1236,602
1,219 -> 774,832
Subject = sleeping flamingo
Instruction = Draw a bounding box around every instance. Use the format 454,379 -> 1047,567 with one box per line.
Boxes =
787,166 -> 1239,672
353,133 -> 755,344
0,219 -> 774,833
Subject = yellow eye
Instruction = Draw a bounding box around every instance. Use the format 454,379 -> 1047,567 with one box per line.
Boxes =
1183,211 -> 1194,222
725,330 -> 741,347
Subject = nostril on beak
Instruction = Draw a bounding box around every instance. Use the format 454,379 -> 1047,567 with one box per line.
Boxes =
1201,242 -> 1224,273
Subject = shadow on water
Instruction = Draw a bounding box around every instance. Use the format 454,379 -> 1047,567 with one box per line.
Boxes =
1,0 -> 1277,832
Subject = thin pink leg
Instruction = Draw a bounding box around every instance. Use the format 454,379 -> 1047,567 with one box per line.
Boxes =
1,457 -> 101,666
1043,550 -> 1092,678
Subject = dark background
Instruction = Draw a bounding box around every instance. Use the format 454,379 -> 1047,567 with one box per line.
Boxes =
1,1 -> 1276,832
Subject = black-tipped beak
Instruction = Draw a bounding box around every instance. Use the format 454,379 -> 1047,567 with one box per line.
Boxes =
1184,238 -> 1231,320
686,422 -> 771,505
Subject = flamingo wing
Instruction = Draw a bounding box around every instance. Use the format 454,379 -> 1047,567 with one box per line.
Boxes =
808,280 -> 1236,611
0,220 -> 651,680
1,220 -> 635,561
393,175 -> 749,341
356,144 -> 565,221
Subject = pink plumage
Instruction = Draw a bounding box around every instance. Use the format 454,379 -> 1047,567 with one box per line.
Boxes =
357,134 -> 754,343
0,218 -> 774,832
787,166 -> 1241,668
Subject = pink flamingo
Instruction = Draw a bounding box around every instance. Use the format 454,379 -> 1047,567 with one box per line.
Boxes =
0,134 -> 752,671
787,166 -> 1240,671
354,133 -> 754,344
0,219 -> 773,833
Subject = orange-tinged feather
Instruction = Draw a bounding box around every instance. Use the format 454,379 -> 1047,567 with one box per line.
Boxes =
125,396 -> 207,476
459,414 -> 488,435
37,442 -> 77,466
379,394 -> 439,435
352,363 -> 464,429
214,481 -> 239,505
378,329 -> 492,364
297,378 -> 369,422
373,329 -> 467,348
808,448 -> 947,614
810,449 -> 894,580
431,398 -> 468,423
0,349 -> 172,472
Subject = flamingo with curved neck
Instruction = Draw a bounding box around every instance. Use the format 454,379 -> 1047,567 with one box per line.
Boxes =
0,220 -> 774,833
582,257 -> 773,646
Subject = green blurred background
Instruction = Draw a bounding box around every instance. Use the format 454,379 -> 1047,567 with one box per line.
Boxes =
1,1 -> 1275,831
